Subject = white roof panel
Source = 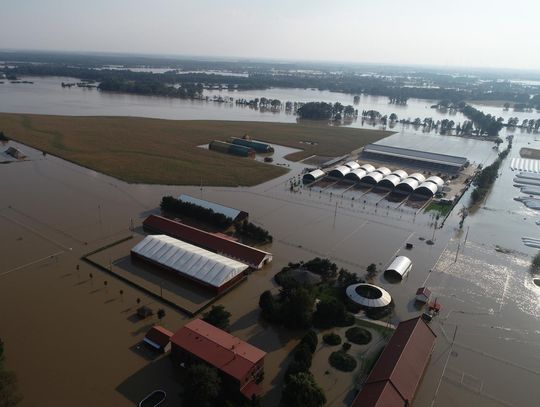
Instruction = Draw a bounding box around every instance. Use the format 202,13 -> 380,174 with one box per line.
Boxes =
132,235 -> 248,288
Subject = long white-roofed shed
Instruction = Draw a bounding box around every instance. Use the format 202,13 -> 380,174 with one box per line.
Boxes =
303,169 -> 325,183
345,161 -> 361,170
131,235 -> 249,293
328,165 -> 351,178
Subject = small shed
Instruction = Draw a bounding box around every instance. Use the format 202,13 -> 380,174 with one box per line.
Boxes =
144,326 -> 174,353
415,287 -> 431,303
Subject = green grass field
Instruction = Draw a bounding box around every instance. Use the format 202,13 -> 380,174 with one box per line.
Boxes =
0,113 -> 390,186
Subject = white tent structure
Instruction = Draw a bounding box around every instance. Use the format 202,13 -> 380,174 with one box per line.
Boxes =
360,163 -> 376,173
361,171 -> 384,184
378,174 -> 402,189
345,161 -> 360,170
303,169 -> 325,183
328,165 -> 351,178
395,178 -> 420,194
374,167 -> 392,176
407,173 -> 426,183
344,169 -> 367,182
384,256 -> 412,281
425,175 -> 444,190
415,182 -> 438,196
131,235 -> 248,290
390,169 -> 408,180
346,283 -> 392,308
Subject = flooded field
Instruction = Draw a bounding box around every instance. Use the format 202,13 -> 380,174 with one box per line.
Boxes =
0,97 -> 539,406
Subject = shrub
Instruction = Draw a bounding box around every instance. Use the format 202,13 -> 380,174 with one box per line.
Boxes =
342,342 -> 351,351
345,327 -> 372,345
300,330 -> 318,353
322,333 -> 342,346
329,351 -> 357,372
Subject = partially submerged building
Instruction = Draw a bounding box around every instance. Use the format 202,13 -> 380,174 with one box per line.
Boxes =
143,215 -> 272,269
171,319 -> 266,399
329,165 -> 351,178
384,256 -> 412,281
144,325 -> 173,353
303,169 -> 325,183
178,194 -> 249,223
4,147 -> 26,160
351,317 -> 437,407
345,169 -> 367,182
131,235 -> 249,294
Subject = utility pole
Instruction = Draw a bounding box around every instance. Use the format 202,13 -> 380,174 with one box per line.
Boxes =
464,226 -> 470,247
454,242 -> 461,263
431,326 -> 458,407
333,201 -> 338,228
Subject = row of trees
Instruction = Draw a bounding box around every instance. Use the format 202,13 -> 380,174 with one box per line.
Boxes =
460,105 -> 504,137
98,78 -> 203,99
280,331 -> 326,407
469,137 -> 513,207
160,196 -> 234,229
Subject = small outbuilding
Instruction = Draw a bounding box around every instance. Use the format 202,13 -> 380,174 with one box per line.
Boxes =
384,256 -> 412,281
144,326 -> 174,353
415,287 -> 431,303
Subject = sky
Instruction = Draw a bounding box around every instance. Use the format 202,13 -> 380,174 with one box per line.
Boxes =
1,0 -> 539,70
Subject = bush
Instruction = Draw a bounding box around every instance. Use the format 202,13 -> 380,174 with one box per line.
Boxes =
300,330 -> 318,353
322,333 -> 341,346
293,343 -> 313,368
329,351 -> 357,372
342,342 -> 351,351
345,327 -> 372,345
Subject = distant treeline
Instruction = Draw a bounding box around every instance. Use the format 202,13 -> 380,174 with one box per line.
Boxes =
6,63 -> 540,106
297,102 -> 357,120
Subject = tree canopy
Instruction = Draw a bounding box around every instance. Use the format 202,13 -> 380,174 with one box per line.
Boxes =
280,372 -> 326,407
202,305 -> 231,331
183,364 -> 221,407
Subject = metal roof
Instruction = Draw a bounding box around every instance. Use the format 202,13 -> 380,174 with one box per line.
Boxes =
415,181 -> 438,196
362,171 -> 384,184
385,256 -> 412,280
374,167 -> 392,176
346,283 -> 392,308
351,317 -> 436,407
407,173 -> 426,183
364,144 -> 468,167
131,235 -> 248,288
425,175 -> 444,187
390,169 -> 408,180
329,165 -> 351,177
379,174 -> 402,188
360,163 -> 376,172
178,194 -> 246,221
345,168 -> 367,181
345,161 -> 361,170
303,169 -> 325,181
396,178 -> 420,192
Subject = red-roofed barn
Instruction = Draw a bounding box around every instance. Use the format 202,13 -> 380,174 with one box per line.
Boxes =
170,319 -> 266,399
351,317 -> 436,407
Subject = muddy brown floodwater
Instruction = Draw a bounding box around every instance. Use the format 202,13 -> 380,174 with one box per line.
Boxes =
0,126 -> 539,407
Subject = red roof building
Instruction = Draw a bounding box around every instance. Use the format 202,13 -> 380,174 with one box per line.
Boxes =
170,319 -> 266,399
351,317 -> 436,407
144,325 -> 173,353
143,215 -> 272,269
